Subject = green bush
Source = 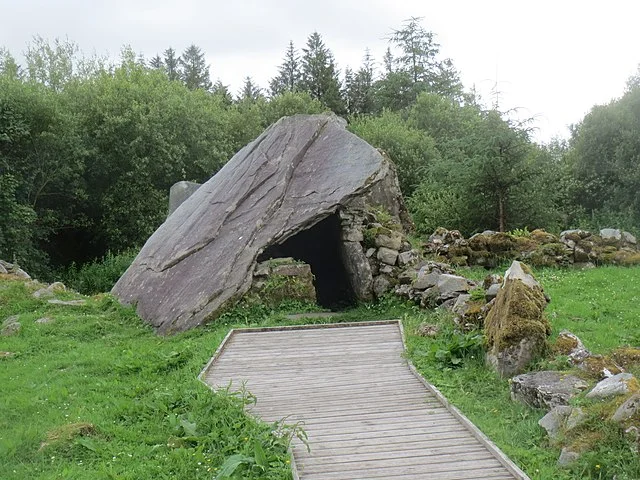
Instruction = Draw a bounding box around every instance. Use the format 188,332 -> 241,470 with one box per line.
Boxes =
64,249 -> 137,294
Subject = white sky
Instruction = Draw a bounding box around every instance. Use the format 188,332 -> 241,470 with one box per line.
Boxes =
1,0 -> 639,143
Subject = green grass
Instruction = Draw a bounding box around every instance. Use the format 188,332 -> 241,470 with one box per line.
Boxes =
0,279 -> 313,480
2,266 -> 640,479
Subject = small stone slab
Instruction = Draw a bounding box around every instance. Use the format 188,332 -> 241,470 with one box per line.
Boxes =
436,274 -> 471,295
586,373 -> 636,399
539,406 -> 573,440
538,406 -> 586,441
376,247 -> 399,266
600,228 -> 621,241
1,315 -> 21,336
33,288 -> 54,299
35,317 -> 55,324
611,393 -> 640,423
511,371 -> 589,409
375,231 -> 403,250
413,271 -> 440,290
47,299 -> 87,307
558,447 -> 580,466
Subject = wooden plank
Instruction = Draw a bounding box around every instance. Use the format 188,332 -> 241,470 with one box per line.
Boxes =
199,321 -> 529,480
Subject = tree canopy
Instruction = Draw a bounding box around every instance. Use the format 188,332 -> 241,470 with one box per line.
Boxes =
1,22 -> 638,278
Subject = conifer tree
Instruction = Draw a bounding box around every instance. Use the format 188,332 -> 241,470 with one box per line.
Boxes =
180,44 -> 212,91
269,41 -> 301,96
300,32 -> 345,113
163,48 -> 181,81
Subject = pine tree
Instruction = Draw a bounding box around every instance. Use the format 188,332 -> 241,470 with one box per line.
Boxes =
149,55 -> 164,70
389,17 -> 440,84
238,76 -> 264,102
163,47 -> 181,82
212,80 -> 233,106
344,50 -> 376,116
0,48 -> 22,79
269,41 -> 301,96
180,44 -> 212,91
300,32 -> 344,113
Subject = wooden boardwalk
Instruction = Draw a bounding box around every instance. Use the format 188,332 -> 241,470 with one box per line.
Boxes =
200,321 -> 530,480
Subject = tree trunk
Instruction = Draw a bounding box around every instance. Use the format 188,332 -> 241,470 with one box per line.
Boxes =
498,195 -> 506,232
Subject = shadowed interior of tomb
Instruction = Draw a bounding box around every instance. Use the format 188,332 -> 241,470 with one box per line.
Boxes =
257,214 -> 355,309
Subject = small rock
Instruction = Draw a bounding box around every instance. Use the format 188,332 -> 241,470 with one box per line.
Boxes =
372,275 -> 392,298
558,447 -> 580,466
33,288 -> 54,299
376,247 -> 399,266
586,373 -> 637,399
342,227 -> 363,243
622,231 -> 637,245
397,250 -> 419,266
399,241 -> 412,253
254,262 -> 270,277
555,330 -> 591,364
394,284 -> 413,299
485,283 -> 500,301
436,274 -> 471,295
35,317 -> 55,325
539,406 -> 573,440
47,299 -> 87,306
47,282 -> 66,293
379,264 -> 394,275
600,228 -> 622,241
13,268 -> 30,279
365,248 -> 376,258
375,231 -> 403,250
1,316 -> 22,336
0,264 -> 6,274
611,394 -> 640,423
452,294 -> 472,316
413,271 -> 440,290
438,297 -> 458,311
397,269 -> 416,285
0,351 -> 15,358
510,371 -> 589,409
566,407 -> 587,431
482,274 -> 503,290
416,323 -> 440,337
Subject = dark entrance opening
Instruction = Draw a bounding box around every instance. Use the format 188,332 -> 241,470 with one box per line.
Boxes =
257,214 -> 355,309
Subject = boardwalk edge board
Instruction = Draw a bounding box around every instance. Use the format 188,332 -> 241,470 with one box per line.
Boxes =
397,320 -> 531,480
198,319 -> 530,480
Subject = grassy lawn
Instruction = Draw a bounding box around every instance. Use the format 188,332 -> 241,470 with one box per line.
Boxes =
1,266 -> 640,479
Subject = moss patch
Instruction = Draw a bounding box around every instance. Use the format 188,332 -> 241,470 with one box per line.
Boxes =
612,347 -> 640,368
485,272 -> 550,353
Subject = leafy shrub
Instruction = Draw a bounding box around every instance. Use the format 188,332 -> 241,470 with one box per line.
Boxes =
422,329 -> 484,368
508,227 -> 531,238
64,249 -> 137,294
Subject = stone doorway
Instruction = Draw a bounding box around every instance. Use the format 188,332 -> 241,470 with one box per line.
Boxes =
257,214 -> 355,309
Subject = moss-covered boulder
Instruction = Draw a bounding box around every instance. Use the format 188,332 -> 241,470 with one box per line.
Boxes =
485,261 -> 551,378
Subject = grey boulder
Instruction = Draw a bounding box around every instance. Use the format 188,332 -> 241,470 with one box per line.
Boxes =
113,114 -> 408,334
511,371 -> 589,409
586,373 -> 636,399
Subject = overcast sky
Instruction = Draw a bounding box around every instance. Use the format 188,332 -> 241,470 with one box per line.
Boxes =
1,0 -> 639,143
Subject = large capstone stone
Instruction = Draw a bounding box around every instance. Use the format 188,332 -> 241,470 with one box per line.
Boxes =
112,114 -> 408,334
485,261 -> 551,378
